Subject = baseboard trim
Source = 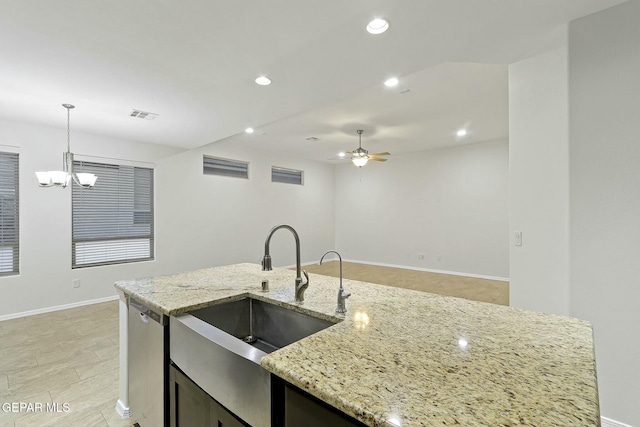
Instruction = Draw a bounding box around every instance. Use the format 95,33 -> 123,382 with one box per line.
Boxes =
342,259 -> 510,282
115,399 -> 131,419
602,416 -> 634,427
0,295 -> 119,321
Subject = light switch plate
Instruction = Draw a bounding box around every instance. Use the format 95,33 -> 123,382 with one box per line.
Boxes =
515,231 -> 523,246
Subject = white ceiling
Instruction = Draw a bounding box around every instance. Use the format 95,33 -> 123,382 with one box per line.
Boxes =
0,0 -> 627,161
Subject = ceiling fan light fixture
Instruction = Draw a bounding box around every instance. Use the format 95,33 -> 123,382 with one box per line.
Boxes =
457,128 -> 467,137
366,18 -> 389,35
352,156 -> 369,167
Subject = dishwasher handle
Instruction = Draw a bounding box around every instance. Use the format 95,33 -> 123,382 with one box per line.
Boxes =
130,298 -> 168,326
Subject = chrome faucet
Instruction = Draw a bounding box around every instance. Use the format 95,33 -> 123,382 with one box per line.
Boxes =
319,250 -> 351,313
261,224 -> 309,302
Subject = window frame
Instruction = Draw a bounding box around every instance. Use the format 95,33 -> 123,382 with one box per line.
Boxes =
271,166 -> 304,186
203,155 -> 250,180
71,160 -> 154,269
0,150 -> 19,277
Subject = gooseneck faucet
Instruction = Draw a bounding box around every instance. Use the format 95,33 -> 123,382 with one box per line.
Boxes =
262,224 -> 309,302
319,250 -> 351,313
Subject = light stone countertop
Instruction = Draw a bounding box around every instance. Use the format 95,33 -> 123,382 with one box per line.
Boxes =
115,263 -> 600,427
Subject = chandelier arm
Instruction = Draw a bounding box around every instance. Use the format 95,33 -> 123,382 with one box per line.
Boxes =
71,173 -> 92,189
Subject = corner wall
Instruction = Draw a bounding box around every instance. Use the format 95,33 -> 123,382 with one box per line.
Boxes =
1,120 -> 336,318
154,139 -> 336,276
0,119 -> 183,317
569,3 -> 640,425
334,139 -> 509,279
508,32 -> 571,316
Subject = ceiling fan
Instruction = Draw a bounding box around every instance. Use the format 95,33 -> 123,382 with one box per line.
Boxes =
346,129 -> 390,167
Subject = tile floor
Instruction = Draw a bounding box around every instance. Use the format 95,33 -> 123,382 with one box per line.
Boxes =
0,262 -> 509,427
0,300 -> 132,427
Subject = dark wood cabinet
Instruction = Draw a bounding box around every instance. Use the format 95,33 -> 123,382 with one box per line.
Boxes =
170,364 -> 247,427
271,375 -> 366,427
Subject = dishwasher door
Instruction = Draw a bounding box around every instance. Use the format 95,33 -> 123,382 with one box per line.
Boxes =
128,298 -> 168,427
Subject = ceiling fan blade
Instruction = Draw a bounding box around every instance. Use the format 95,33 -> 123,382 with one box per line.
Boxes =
368,157 -> 388,162
368,152 -> 390,157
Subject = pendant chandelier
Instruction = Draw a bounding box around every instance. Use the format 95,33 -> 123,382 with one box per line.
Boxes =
35,104 -> 97,189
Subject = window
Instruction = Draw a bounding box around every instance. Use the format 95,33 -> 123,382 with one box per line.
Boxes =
203,156 -> 249,179
0,151 -> 19,276
271,166 -> 303,185
72,161 -> 154,268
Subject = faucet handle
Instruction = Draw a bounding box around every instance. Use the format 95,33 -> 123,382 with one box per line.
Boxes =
341,290 -> 351,299
302,270 -> 309,285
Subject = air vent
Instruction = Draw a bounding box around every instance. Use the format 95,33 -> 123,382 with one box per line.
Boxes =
305,137 -> 319,142
130,109 -> 159,120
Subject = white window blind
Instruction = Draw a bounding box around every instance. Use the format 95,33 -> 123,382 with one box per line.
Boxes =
72,161 -> 154,268
203,156 -> 249,179
0,151 -> 19,276
272,166 -> 303,185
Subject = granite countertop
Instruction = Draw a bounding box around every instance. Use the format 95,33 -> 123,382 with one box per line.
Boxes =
115,263 -> 600,427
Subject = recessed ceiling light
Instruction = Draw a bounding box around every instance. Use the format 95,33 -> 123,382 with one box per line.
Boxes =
384,77 -> 399,87
255,76 -> 272,86
245,127 -> 254,134
366,18 -> 389,35
456,129 -> 467,137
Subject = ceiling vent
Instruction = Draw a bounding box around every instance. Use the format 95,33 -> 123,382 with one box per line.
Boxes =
130,109 -> 159,120
305,137 -> 319,142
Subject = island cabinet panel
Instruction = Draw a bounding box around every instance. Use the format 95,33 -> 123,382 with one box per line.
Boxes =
271,376 -> 367,427
170,365 -> 248,427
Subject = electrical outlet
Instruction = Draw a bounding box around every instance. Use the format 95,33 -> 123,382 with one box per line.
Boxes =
73,279 -> 80,288
417,253 -> 425,260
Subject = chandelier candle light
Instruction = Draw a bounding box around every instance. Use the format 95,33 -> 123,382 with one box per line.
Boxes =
35,104 -> 97,188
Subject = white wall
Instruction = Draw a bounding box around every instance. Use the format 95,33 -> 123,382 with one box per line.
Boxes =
509,5 -> 640,424
154,140 -> 336,276
0,119 -> 336,318
0,119 -> 183,317
334,139 -> 509,279
569,3 -> 640,425
508,33 -> 571,316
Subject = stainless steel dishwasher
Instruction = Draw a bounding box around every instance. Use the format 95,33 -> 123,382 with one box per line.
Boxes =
128,297 -> 168,427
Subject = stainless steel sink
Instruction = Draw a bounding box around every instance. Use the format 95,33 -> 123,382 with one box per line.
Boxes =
170,297 -> 336,427
190,297 -> 335,354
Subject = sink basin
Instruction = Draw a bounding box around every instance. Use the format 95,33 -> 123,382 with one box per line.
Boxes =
170,297 -> 336,427
190,297 -> 335,354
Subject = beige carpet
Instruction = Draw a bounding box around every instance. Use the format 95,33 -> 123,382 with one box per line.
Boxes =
301,261 -> 509,306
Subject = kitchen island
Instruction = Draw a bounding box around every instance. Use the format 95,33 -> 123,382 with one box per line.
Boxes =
115,263 -> 599,426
